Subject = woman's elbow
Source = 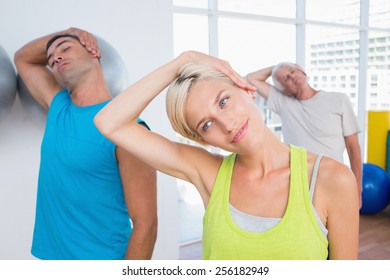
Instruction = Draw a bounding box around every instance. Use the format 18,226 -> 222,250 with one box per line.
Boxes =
94,112 -> 114,137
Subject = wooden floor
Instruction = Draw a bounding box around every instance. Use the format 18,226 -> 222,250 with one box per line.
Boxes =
358,204 -> 390,259
180,205 -> 390,260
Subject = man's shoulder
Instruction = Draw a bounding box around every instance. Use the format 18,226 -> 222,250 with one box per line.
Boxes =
314,90 -> 350,102
49,89 -> 70,106
320,90 -> 348,97
46,89 -> 71,120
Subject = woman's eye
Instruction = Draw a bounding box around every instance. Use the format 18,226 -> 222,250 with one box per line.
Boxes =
63,46 -> 70,52
219,97 -> 228,108
202,121 -> 213,131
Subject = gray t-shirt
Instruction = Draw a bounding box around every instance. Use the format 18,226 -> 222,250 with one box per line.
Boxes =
267,87 -> 360,163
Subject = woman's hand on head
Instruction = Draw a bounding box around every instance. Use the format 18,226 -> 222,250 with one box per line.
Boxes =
183,51 -> 257,92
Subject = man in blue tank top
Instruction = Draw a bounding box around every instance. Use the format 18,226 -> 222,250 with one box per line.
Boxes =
14,28 -> 157,259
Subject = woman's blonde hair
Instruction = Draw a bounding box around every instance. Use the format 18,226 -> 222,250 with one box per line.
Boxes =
166,63 -> 232,143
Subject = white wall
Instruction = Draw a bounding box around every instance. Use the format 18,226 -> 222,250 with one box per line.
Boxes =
0,0 -> 179,259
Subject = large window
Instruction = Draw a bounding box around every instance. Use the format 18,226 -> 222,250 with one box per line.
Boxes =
370,0 -> 390,28
306,0 -> 360,25
173,14 -> 209,55
367,31 -> 390,111
306,26 -> 360,112
218,0 -> 295,18
218,18 -> 295,74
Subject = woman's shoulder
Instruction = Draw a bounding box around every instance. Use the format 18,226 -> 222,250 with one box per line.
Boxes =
307,151 -> 352,177
316,155 -> 358,202
306,151 -> 356,195
320,156 -> 354,181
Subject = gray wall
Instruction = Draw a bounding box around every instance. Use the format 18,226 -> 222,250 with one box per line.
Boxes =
0,0 -> 179,259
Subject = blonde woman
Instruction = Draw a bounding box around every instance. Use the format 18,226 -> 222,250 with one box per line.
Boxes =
95,51 -> 359,260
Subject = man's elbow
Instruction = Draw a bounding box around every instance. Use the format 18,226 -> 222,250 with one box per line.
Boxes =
245,73 -> 256,85
135,217 -> 158,243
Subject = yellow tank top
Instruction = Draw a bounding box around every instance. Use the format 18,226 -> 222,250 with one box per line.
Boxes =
202,145 -> 329,260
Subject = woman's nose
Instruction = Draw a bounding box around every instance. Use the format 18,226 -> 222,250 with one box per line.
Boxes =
219,116 -> 236,134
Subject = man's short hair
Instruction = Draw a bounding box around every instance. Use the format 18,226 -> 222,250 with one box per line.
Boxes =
46,34 -> 81,52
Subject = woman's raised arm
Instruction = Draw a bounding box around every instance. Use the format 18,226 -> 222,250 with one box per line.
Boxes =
94,51 -> 255,184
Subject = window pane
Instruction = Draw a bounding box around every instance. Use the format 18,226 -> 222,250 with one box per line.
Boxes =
370,0 -> 390,29
173,14 -> 209,56
173,0 -> 208,9
218,18 -> 295,74
367,31 -> 390,110
219,18 -> 295,139
173,12 -> 209,245
218,0 -> 295,18
306,25 -> 360,113
306,0 -> 360,25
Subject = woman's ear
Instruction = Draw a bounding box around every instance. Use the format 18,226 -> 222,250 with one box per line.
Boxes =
198,138 -> 208,146
197,138 -> 213,149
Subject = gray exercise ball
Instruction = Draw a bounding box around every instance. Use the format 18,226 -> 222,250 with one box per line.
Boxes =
0,45 -> 17,121
98,36 -> 128,96
17,35 -> 128,125
17,76 -> 47,124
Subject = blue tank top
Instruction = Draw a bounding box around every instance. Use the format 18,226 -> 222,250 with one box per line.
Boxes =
32,90 -> 144,259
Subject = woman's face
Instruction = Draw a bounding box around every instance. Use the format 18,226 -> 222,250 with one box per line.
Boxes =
184,79 -> 263,152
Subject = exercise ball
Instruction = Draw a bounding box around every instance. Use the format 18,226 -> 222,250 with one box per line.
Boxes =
0,45 -> 17,121
17,76 -> 47,124
97,36 -> 128,96
360,163 -> 390,215
17,35 -> 128,125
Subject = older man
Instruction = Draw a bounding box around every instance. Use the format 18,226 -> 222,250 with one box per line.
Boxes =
247,63 -> 362,205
